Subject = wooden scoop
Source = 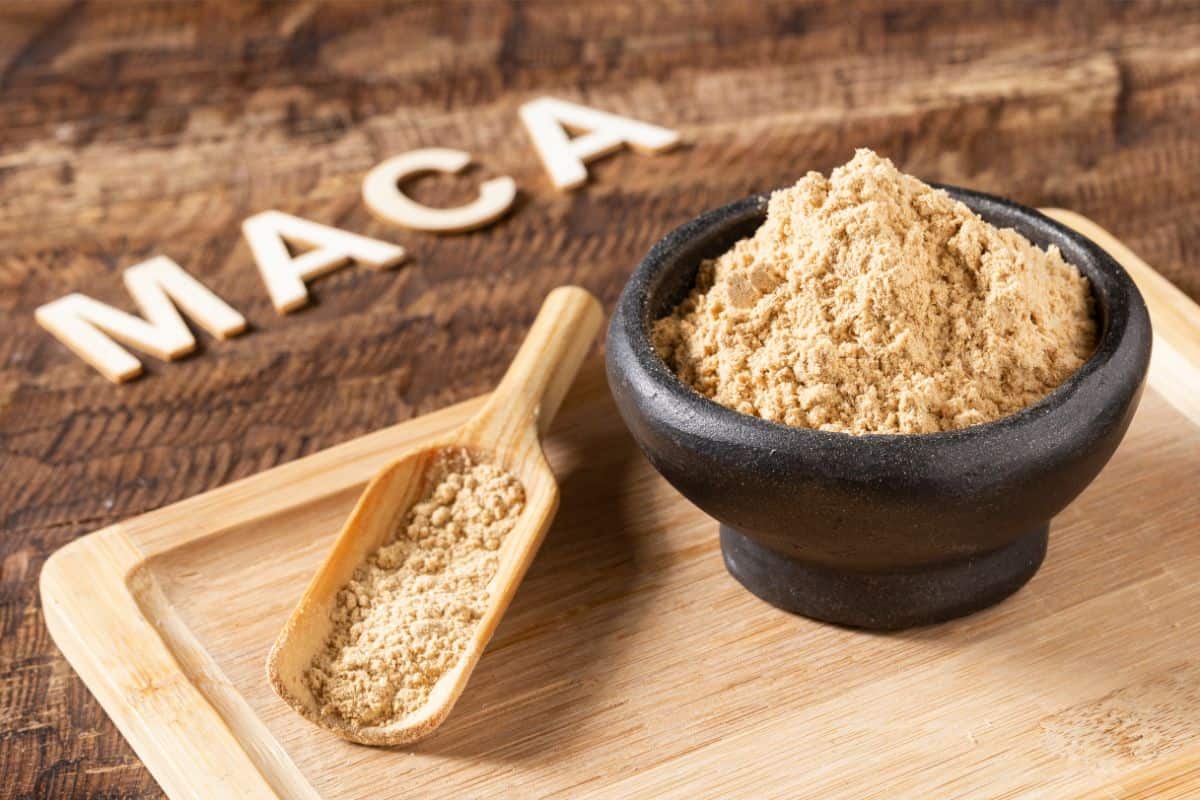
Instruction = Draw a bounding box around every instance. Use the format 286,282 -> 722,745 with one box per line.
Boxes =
267,286 -> 604,745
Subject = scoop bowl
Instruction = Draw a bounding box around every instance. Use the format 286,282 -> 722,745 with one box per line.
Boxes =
606,186 -> 1152,630
269,286 -> 603,744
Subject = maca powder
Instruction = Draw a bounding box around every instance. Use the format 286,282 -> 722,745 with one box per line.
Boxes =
652,149 -> 1096,435
306,449 -> 525,729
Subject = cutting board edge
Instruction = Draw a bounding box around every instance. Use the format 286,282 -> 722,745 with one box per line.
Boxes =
41,525 -> 311,799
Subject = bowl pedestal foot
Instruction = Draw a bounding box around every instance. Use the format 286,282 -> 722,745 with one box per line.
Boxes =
719,524 -> 1049,631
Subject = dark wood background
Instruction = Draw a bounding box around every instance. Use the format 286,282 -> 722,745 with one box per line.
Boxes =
1,1 -> 1198,796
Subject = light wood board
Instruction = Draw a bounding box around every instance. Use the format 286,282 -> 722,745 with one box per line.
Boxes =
41,212 -> 1200,799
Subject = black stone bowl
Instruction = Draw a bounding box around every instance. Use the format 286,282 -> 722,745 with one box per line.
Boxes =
606,186 -> 1152,630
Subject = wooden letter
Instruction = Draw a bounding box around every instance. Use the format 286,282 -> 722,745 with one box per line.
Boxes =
242,210 -> 406,313
518,96 -> 680,190
363,148 -> 517,233
35,256 -> 247,383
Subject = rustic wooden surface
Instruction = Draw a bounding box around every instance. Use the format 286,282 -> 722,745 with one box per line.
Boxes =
2,2 -> 1199,797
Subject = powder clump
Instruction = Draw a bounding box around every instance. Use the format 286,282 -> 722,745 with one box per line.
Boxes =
306,448 -> 525,729
652,149 -> 1096,434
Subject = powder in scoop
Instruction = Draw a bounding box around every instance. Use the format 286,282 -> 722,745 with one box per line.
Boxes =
652,149 -> 1096,434
306,448 -> 524,728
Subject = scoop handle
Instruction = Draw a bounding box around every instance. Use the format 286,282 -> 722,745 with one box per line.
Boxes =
470,286 -> 604,447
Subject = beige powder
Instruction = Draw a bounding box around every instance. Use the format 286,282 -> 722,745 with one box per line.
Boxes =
652,149 -> 1096,434
306,448 -> 524,728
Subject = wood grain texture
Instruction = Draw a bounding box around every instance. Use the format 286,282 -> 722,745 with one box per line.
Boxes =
4,1 -> 1200,796
36,247 -> 1200,798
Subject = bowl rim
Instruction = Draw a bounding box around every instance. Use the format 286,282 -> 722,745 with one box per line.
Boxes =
612,183 -> 1148,447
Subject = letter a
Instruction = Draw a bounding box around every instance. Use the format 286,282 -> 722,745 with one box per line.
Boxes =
519,97 -> 680,190
242,210 -> 406,313
35,256 -> 247,383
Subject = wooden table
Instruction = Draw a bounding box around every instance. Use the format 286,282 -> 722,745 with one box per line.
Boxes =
2,2 -> 1198,797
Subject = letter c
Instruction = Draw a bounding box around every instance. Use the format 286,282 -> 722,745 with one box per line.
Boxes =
362,148 -> 516,234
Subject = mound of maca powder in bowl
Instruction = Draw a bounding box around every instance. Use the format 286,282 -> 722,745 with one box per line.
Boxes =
651,149 -> 1097,435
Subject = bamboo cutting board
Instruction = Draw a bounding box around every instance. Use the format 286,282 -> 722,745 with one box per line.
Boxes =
41,212 -> 1200,800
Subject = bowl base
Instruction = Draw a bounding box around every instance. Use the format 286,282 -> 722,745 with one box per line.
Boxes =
719,525 -> 1048,630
